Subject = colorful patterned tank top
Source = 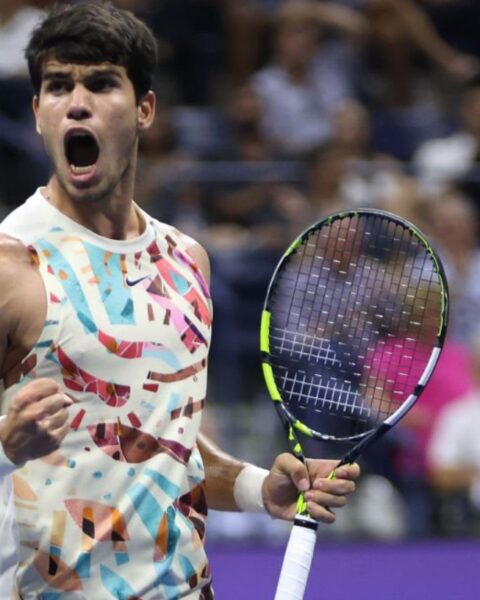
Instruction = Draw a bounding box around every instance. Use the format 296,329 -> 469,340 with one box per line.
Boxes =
0,190 -> 213,599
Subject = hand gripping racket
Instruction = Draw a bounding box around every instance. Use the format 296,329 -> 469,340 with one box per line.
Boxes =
260,209 -> 449,600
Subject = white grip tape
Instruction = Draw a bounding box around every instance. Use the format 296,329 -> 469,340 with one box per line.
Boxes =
274,521 -> 317,600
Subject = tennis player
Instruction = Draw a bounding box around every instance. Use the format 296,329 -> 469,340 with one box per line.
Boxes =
0,3 -> 359,598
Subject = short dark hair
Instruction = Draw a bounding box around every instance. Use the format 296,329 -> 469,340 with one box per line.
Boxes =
25,1 -> 158,102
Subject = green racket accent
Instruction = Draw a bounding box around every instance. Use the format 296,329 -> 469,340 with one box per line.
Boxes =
284,236 -> 304,257
327,468 -> 337,480
295,492 -> 309,516
260,310 -> 271,353
262,363 -> 281,402
293,420 -> 314,439
287,425 -> 303,458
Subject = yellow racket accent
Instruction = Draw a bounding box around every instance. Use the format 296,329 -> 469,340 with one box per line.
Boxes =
260,310 -> 271,353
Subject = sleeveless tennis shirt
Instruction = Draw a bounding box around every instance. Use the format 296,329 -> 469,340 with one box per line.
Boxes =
0,189 -> 213,599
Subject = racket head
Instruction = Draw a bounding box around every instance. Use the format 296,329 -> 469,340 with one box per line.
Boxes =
261,209 -> 449,446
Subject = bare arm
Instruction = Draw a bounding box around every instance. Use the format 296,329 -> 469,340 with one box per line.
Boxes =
0,235 -> 73,468
277,1 -> 369,40
198,432 -> 245,511
377,0 -> 478,77
181,230 -> 360,519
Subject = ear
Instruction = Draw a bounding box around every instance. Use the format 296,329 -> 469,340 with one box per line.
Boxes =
137,90 -> 156,131
32,96 -> 42,135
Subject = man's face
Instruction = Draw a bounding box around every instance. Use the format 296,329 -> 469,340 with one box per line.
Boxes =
33,60 -> 154,203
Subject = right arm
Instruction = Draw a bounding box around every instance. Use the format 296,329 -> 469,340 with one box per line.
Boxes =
0,235 -> 72,471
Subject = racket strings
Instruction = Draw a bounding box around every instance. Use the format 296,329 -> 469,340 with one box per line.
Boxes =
268,214 -> 443,440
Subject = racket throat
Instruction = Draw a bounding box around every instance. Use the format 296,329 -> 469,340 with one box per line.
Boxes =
336,423 -> 391,469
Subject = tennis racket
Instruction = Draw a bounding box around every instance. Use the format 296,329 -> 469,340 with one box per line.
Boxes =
260,209 -> 448,600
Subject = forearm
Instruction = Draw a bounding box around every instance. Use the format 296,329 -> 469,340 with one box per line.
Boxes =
313,2 -> 369,40
389,0 -> 462,66
198,432 -> 267,512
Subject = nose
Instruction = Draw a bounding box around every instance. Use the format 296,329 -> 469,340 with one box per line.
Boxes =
67,84 -> 92,120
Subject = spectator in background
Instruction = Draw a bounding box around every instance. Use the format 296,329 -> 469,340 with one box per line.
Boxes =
115,0 -> 227,106
217,82 -> 273,161
353,0 -> 479,160
414,75 -> 480,198
0,0 -> 44,80
222,0 -> 280,86
251,1 -> 366,158
0,0 -> 48,211
428,333 -> 480,535
302,98 -> 399,223
372,178 -> 476,535
427,189 -> 480,346
136,101 -> 198,223
362,0 -> 478,107
419,0 -> 480,62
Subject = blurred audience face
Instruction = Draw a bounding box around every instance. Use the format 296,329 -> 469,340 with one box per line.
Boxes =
275,19 -> 318,73
460,86 -> 480,140
431,192 -> 478,256
228,83 -> 264,130
332,100 -> 371,156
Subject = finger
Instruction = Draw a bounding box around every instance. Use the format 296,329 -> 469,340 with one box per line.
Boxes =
306,503 -> 336,524
274,453 -> 310,492
37,421 -> 70,453
304,489 -> 348,510
306,459 -> 360,481
49,421 -> 70,444
38,409 -> 69,431
312,477 -> 356,494
34,393 -> 73,419
62,394 -> 76,406
12,378 -> 61,409
335,463 -> 361,481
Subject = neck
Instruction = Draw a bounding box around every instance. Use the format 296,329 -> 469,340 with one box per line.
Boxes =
43,177 -> 145,240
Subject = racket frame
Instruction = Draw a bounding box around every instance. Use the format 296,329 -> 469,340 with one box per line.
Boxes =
261,209 -> 449,600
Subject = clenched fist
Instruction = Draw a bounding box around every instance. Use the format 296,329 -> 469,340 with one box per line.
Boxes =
0,378 -> 73,465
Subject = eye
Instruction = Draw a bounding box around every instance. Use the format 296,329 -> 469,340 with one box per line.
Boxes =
88,77 -> 118,93
45,80 -> 71,94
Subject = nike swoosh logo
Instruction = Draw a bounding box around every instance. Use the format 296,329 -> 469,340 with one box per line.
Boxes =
125,275 -> 150,287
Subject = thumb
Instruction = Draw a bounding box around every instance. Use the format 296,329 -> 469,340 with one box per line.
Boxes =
274,453 -> 310,492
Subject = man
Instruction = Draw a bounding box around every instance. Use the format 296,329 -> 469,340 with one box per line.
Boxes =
0,3 -> 359,598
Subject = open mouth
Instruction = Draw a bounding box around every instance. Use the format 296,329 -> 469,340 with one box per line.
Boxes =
64,130 -> 99,175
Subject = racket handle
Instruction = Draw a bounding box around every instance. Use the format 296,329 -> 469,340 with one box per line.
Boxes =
274,517 -> 318,600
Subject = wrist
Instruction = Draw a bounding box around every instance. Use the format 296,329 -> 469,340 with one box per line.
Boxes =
233,463 -> 269,513
0,416 -> 22,473
0,439 -> 20,476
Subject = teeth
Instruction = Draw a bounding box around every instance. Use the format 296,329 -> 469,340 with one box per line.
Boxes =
70,164 -> 94,174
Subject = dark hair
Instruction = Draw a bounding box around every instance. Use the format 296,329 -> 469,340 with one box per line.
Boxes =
25,1 -> 158,102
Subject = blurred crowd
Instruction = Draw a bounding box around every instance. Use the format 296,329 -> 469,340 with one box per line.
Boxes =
3,0 -> 480,541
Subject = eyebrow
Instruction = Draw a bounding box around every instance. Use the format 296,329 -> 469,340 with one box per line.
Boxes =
42,68 -> 123,82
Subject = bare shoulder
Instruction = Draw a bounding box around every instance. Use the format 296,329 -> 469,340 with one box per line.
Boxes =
0,233 -> 33,272
0,234 -> 40,363
165,225 -> 211,285
0,234 -> 37,310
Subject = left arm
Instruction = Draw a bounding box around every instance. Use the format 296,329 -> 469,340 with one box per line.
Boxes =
182,230 -> 360,521
198,432 -> 360,523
